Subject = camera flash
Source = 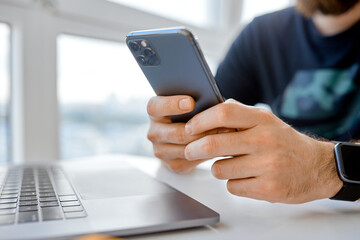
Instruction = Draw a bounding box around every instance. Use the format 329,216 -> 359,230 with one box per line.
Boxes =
141,40 -> 147,47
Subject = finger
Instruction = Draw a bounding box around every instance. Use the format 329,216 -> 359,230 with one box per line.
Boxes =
185,131 -> 256,161
150,115 -> 172,124
166,158 -> 206,173
211,155 -> 261,180
148,122 -> 221,145
227,178 -> 265,201
185,99 -> 264,135
153,143 -> 186,160
147,95 -> 195,118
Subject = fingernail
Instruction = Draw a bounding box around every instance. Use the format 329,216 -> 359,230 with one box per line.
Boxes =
179,98 -> 191,110
185,124 -> 192,134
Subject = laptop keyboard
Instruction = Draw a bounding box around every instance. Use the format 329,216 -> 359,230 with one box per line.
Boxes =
0,167 -> 86,225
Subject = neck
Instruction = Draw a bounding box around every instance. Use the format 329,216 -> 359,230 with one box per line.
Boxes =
312,2 -> 360,36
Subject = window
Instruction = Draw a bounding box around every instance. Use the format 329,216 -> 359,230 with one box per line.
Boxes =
57,34 -> 154,160
0,0 -> 242,163
0,23 -> 10,163
241,0 -> 292,23
108,0 -> 219,28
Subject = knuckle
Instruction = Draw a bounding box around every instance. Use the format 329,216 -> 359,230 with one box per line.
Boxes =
258,108 -> 276,123
201,136 -> 217,155
153,147 -> 165,160
217,104 -> 232,122
147,129 -> 157,143
169,126 -> 187,144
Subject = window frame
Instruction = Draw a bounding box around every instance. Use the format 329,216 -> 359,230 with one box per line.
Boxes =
0,0 -> 245,163
0,22 -> 11,163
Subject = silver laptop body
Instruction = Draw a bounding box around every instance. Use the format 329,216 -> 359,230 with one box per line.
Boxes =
0,158 -> 219,239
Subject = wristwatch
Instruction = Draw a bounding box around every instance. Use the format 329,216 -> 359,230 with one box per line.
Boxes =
331,142 -> 360,201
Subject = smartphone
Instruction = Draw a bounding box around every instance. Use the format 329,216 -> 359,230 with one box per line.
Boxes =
126,27 -> 224,122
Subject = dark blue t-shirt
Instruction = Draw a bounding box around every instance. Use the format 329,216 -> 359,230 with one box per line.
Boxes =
215,7 -> 360,141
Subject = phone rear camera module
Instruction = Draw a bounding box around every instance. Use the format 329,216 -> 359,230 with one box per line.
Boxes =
144,48 -> 154,58
129,41 -> 140,52
128,39 -> 160,66
136,55 -> 147,66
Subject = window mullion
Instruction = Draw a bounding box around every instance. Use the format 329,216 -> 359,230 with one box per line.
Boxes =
20,8 -> 59,163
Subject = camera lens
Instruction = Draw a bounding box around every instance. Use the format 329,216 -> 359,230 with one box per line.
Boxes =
136,55 -> 147,65
129,41 -> 140,52
143,48 -> 154,58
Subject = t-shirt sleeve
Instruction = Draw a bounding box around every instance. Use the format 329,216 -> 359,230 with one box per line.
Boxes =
215,22 -> 261,105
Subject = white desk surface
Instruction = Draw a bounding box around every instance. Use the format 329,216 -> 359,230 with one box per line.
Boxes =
79,154 -> 360,240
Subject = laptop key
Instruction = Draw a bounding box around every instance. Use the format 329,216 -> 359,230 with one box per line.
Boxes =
19,205 -> 38,212
2,187 -> 19,192
59,195 -> 77,202
0,208 -> 16,215
0,203 -> 17,209
62,206 -> 83,213
18,211 -> 39,223
19,196 -> 37,201
38,189 -> 55,194
40,201 -> 59,208
0,198 -> 18,204
21,188 -> 36,193
0,214 -> 15,225
1,190 -> 18,194
39,197 -> 57,202
0,194 -> 18,199
39,192 -> 56,197
19,200 -> 38,206
20,185 -> 35,190
61,201 -> 80,207
42,207 -> 63,221
20,192 -> 37,197
38,186 -> 53,190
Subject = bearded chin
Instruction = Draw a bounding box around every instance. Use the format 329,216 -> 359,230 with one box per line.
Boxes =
297,0 -> 359,17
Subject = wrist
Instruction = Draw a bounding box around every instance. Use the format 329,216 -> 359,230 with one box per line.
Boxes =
316,141 -> 343,199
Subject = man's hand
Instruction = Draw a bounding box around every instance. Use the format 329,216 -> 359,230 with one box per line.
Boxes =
147,95 -> 210,173
184,99 -> 343,203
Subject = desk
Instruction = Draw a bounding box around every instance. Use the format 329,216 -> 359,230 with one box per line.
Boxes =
78,155 -> 360,240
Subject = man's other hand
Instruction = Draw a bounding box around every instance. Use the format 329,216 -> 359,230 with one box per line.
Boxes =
146,95 -> 208,173
184,99 -> 343,203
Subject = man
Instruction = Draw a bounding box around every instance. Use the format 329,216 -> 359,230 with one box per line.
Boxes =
146,0 -> 360,203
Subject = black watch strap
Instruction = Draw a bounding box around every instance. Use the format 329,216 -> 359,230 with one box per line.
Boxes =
330,183 -> 360,201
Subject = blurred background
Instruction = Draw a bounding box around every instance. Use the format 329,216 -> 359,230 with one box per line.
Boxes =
0,0 -> 294,163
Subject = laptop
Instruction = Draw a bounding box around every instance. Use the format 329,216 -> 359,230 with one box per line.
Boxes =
0,156 -> 219,239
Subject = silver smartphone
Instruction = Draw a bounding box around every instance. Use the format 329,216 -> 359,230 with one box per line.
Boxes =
126,27 -> 224,122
